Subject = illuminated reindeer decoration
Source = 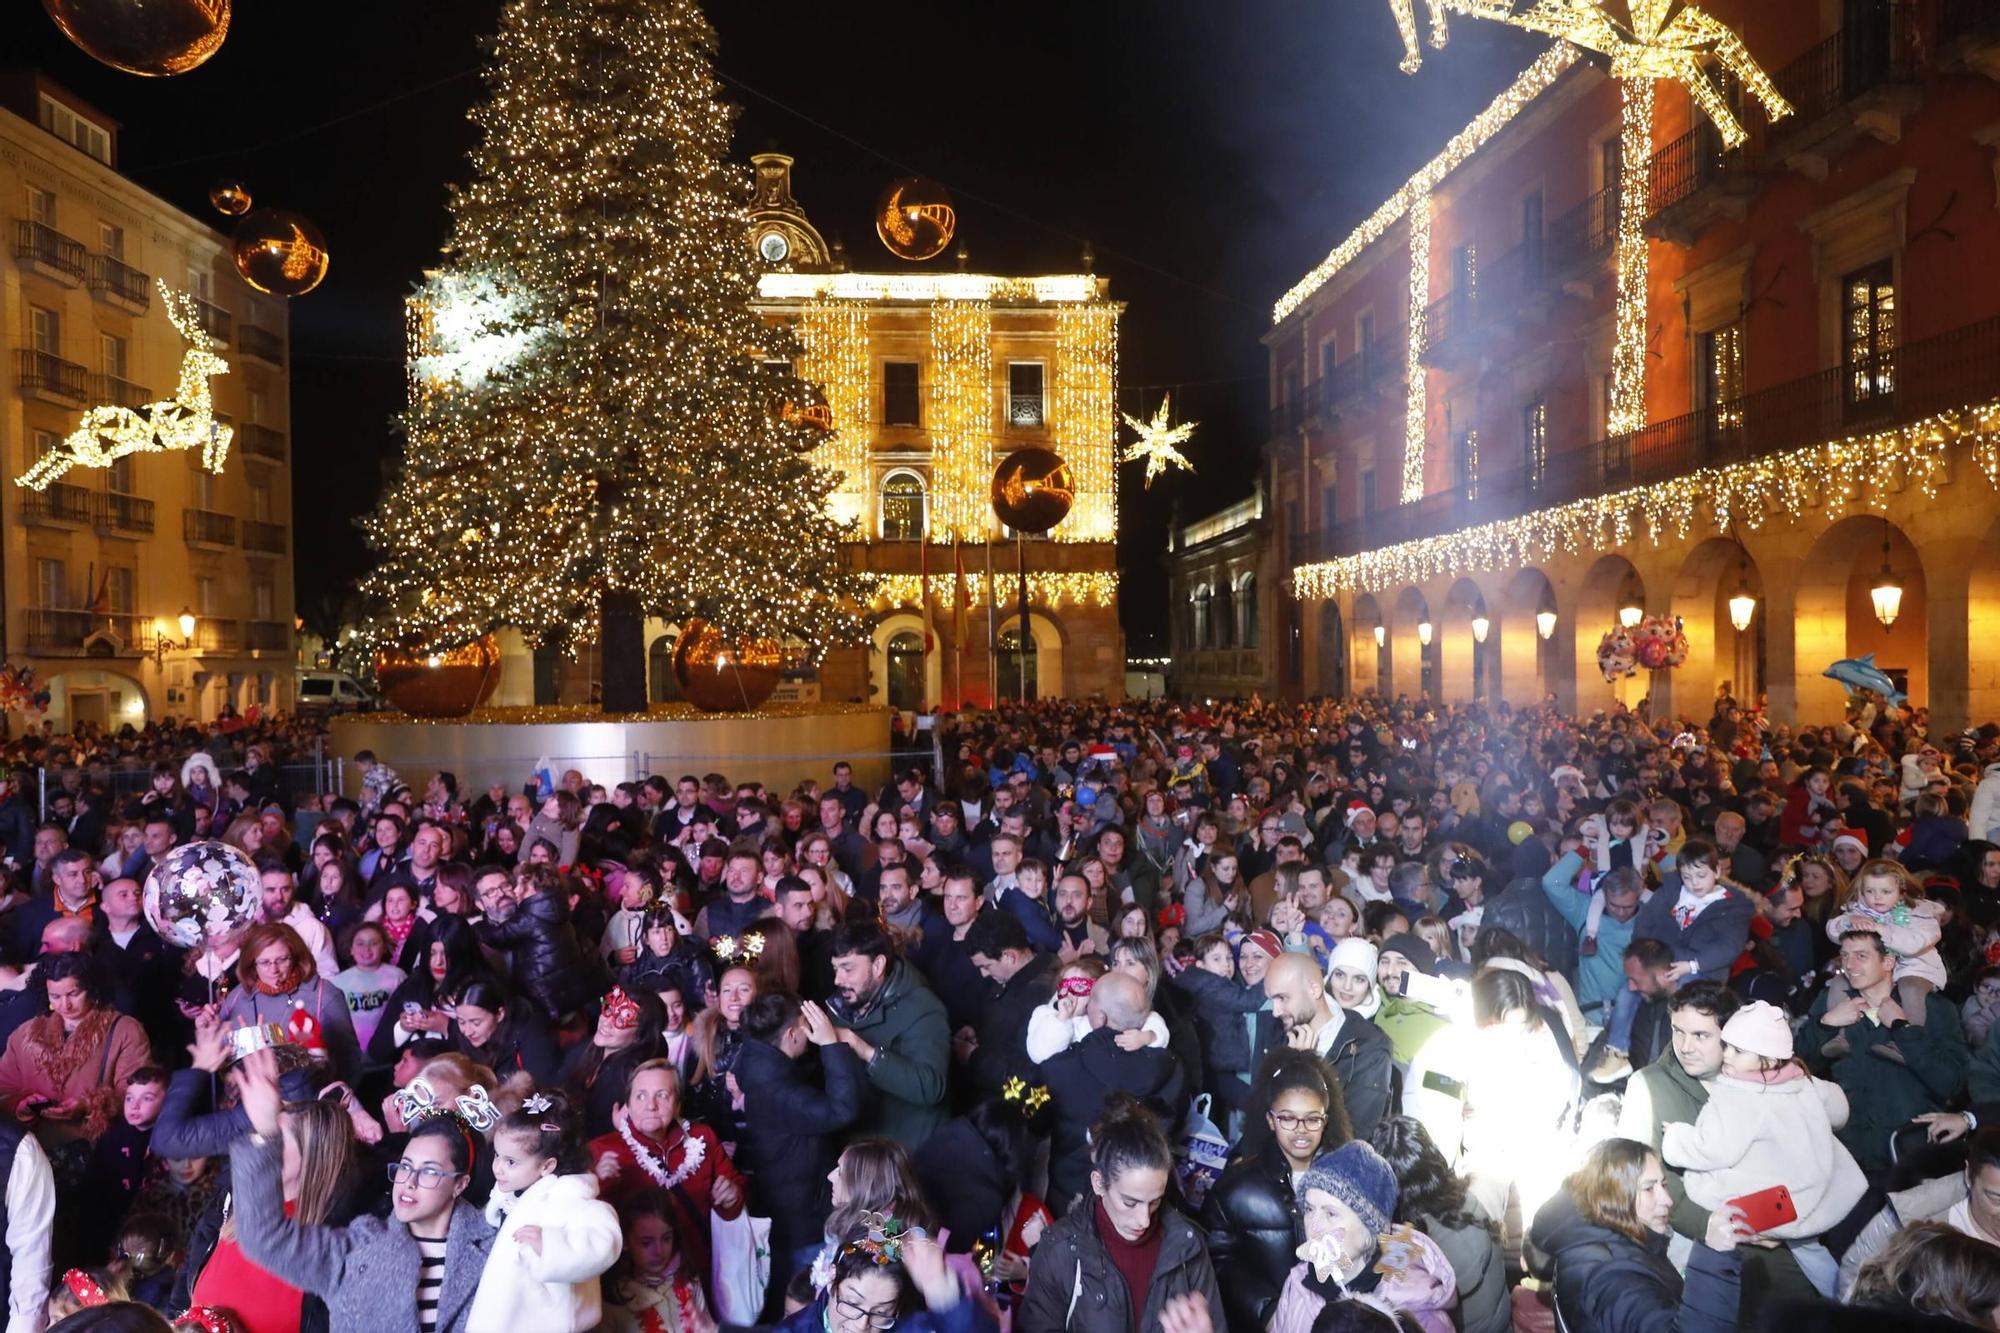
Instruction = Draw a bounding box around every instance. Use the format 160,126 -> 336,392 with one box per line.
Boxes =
17,281 -> 234,491
1385,0 -> 1790,146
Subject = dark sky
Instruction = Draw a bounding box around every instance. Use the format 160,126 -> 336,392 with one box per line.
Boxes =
4,1 -> 1544,654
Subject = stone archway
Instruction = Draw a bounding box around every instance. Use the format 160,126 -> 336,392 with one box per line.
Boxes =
1391,586 -> 1431,702
1794,515 -> 1927,721
1576,554 -> 1646,713
1500,568 -> 1558,709
1442,577 -> 1488,704
1316,602 -> 1345,699
44,668 -> 150,732
1671,537 -> 1764,720
1353,593 -> 1387,699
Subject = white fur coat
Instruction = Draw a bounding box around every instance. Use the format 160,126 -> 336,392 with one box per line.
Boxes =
1661,1069 -> 1868,1240
465,1171 -> 624,1333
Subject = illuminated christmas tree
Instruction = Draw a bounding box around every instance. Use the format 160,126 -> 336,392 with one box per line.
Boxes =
363,0 -> 864,711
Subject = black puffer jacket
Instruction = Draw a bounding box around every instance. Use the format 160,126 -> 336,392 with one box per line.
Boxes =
1199,1149 -> 1301,1333
1015,1198 -> 1223,1333
733,1035 -> 866,1261
1480,876 -> 1581,983
475,889 -> 599,1020
1039,1028 -> 1186,1214
1528,1190 -> 1740,1333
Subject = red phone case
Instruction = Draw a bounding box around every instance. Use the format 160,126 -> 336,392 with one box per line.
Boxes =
1728,1184 -> 1798,1233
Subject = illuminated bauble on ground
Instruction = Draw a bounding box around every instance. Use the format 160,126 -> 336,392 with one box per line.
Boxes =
375,636 -> 501,718
41,0 -> 230,75
672,619 -> 781,713
209,180 -> 252,217
874,177 -> 956,262
991,447 -> 1075,534
231,209 -> 330,297
144,840 -> 258,950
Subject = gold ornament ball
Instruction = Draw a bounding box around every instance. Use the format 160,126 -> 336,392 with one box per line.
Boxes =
40,0 -> 230,76
231,209 -> 330,298
990,447 -> 1075,534
672,619 -> 782,713
374,636 -> 501,719
874,177 -> 956,263
209,180 -> 252,217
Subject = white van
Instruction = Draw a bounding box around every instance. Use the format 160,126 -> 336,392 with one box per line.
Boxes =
296,671 -> 377,714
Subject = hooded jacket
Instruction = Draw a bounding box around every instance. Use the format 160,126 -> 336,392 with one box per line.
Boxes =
1015,1198 -> 1222,1333
828,958 -> 951,1148
732,1033 -> 865,1259
465,1172 -> 622,1333
1528,1190 -> 1740,1333
1660,1066 -> 1867,1240
476,890 -> 599,1020
1265,1224 -> 1458,1333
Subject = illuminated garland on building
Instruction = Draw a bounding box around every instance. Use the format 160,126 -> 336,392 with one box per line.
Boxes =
1055,302 -> 1120,540
798,299 -> 873,528
1609,79 -> 1655,435
869,571 -> 1119,611
1403,192 -> 1433,503
928,299 -> 994,541
1291,401 -> 2000,599
759,273 -> 1100,304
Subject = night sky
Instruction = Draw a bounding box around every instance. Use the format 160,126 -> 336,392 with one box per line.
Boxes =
3,2 -> 1545,654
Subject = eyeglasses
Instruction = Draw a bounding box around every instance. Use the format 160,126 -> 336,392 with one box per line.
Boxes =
832,1293 -> 900,1330
386,1162 -> 463,1187
1269,1111 -> 1328,1131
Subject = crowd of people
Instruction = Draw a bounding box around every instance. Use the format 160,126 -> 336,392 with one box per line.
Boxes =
9,688 -> 2000,1333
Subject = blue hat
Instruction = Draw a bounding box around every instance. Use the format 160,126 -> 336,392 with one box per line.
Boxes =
1298,1140 -> 1397,1237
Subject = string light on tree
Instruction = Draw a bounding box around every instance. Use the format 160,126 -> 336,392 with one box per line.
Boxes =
1119,394 -> 1197,488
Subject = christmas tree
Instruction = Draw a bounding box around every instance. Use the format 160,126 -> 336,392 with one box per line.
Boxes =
363,0 -> 866,711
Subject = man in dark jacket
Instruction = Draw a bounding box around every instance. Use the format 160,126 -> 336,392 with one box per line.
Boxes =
1252,952 -> 1394,1139
910,869 -> 987,1032
961,912 -> 1055,1098
1038,970 -> 1187,1213
474,864 -> 600,1021
732,992 -> 864,1292
826,919 -> 952,1148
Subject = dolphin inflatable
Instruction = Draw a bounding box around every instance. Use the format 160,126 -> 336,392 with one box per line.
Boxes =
1823,653 -> 1907,706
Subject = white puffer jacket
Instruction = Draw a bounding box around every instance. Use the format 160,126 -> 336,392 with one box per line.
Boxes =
1662,1067 -> 1868,1241
1970,763 -> 2000,843
465,1171 -> 623,1333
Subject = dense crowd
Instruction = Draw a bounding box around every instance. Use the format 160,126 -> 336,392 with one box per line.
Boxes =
11,689 -> 2000,1333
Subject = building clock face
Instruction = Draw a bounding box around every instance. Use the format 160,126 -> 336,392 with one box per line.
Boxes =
758,230 -> 790,263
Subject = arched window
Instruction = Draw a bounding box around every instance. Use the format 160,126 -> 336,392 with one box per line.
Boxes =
885,630 -> 924,710
1237,573 -> 1259,648
648,631 -> 682,703
880,471 -> 926,542
1193,586 -> 1212,649
997,628 -> 1039,702
1215,582 -> 1236,649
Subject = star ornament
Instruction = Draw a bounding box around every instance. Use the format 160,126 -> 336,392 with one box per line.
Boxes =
1120,395 -> 1198,489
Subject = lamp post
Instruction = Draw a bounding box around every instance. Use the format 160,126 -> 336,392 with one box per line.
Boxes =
151,607 -> 197,668
1871,521 -> 1903,629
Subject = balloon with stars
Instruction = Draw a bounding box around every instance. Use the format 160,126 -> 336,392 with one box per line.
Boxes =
1119,395 -> 1198,489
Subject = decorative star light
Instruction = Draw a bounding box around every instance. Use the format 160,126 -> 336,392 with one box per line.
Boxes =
1119,395 -> 1198,489
17,281 -> 233,491
1385,0 -> 1790,146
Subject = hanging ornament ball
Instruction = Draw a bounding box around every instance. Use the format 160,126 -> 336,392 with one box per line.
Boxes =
374,635 -> 501,718
208,179 -> 252,217
40,0 -> 231,76
144,840 -> 260,950
990,447 -> 1075,534
672,619 -> 782,713
874,177 -> 956,262
231,209 -> 330,297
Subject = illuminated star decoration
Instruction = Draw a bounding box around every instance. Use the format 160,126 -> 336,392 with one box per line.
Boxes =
1119,395 -> 1198,489
17,280 -> 233,491
1385,0 -> 1790,145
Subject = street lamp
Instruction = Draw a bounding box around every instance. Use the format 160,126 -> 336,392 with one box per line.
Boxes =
1728,574 -> 1756,632
1417,619 -> 1434,647
152,608 -> 197,667
1871,524 -> 1903,629
1470,609 -> 1490,644
1618,600 -> 1644,629
1373,624 -> 1386,648
1536,608 -> 1557,640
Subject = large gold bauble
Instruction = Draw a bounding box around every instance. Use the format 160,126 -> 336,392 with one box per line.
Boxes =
672,620 -> 781,713
209,180 -> 252,217
375,636 -> 501,719
40,0 -> 229,76
231,210 -> 330,298
874,177 -> 956,263
991,447 -> 1075,534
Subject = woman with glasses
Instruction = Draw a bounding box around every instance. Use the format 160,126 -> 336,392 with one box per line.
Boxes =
771,1218 -> 990,1333
1200,1050 -> 1351,1333
217,923 -> 363,1086
228,1048 -> 499,1333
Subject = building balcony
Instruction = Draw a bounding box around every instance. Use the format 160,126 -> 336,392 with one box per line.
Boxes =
21,483 -> 93,526
15,350 -> 88,407
1766,16 -> 1921,179
1293,312 -> 2000,567
12,220 -> 85,285
1645,122 -> 1757,245
24,608 -> 145,655
246,620 -> 291,653
87,255 -> 151,313
240,423 -> 287,463
91,374 -> 152,410
243,519 -> 287,554
1273,344 -> 1399,438
1006,393 -> 1044,429
1545,186 -> 1619,292
189,298 -> 232,346
182,508 -> 236,548
194,618 -> 242,654
1419,290 -> 1479,369
239,324 -> 284,369
96,491 -> 154,536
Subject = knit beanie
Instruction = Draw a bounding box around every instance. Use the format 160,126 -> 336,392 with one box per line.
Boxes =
1327,936 -> 1379,981
1377,931 -> 1437,975
1241,929 -> 1284,962
1298,1141 -> 1397,1238
1721,1000 -> 1794,1062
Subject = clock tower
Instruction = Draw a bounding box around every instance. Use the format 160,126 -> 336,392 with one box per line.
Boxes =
746,152 -> 831,271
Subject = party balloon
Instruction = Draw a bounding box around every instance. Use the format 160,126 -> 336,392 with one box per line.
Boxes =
209,180 -> 252,217
40,0 -> 230,76
143,839 -> 260,949
231,209 -> 330,297
990,447 -> 1075,534
874,177 -> 956,262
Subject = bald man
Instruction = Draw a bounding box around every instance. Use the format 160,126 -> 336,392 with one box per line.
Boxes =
1039,969 -> 1187,1213
1253,952 -> 1395,1138
1709,811 -> 1766,888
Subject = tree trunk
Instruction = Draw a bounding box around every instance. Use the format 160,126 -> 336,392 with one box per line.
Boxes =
600,589 -> 647,714
532,643 -> 562,706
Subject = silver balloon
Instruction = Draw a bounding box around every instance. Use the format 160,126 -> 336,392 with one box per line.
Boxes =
143,839 -> 260,949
